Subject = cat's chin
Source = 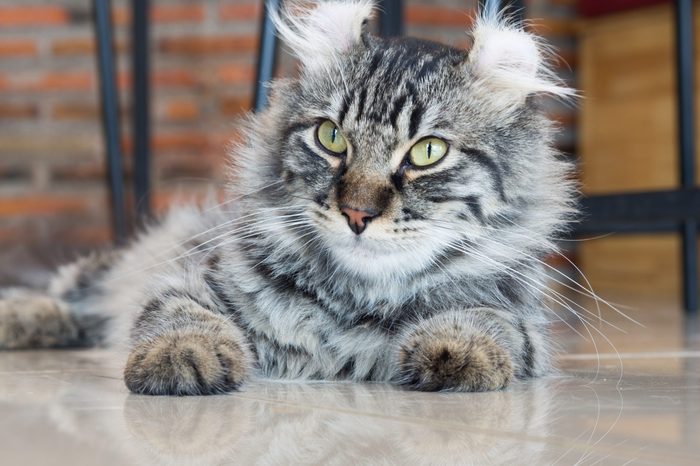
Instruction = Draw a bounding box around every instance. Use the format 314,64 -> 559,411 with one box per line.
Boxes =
325,234 -> 438,278
334,250 -> 425,278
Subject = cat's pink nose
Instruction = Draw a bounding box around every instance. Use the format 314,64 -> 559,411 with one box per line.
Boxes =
340,206 -> 378,235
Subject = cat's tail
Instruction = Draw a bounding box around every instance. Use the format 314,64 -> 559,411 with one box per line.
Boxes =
0,252 -> 117,350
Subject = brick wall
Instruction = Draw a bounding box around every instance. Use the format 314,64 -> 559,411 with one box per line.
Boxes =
0,0 -> 577,285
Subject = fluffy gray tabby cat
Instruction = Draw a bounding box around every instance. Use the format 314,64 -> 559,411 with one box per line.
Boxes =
0,1 -> 574,395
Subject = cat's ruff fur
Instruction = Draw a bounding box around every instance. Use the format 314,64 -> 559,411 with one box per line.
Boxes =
0,1 -> 574,396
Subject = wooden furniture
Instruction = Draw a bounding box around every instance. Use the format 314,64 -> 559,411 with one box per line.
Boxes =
577,1 -> 698,305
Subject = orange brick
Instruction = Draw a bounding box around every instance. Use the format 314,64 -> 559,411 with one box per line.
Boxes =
219,96 -> 251,116
154,4 -> 204,22
115,70 -> 130,90
162,100 -> 199,122
121,69 -> 200,90
58,225 -> 111,245
405,5 -> 474,28
218,3 -> 261,22
0,6 -> 68,26
111,7 -> 129,25
52,37 -> 90,55
159,153 -> 215,179
52,37 -> 128,56
0,225 -> 28,243
52,162 -> 104,181
17,71 -> 93,92
113,4 -> 204,25
152,132 -> 210,152
0,103 -> 37,119
51,102 -> 98,120
0,196 -> 89,217
123,132 -> 211,154
0,40 -> 37,57
152,69 -> 198,88
216,64 -> 255,85
158,35 -> 258,56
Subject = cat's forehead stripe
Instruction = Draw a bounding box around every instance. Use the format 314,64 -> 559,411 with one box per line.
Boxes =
355,87 -> 368,123
338,94 -> 352,126
408,101 -> 423,139
337,40 -> 460,133
387,94 -> 407,129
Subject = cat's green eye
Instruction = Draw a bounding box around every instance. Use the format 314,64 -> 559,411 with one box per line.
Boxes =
408,137 -> 448,167
316,120 -> 347,154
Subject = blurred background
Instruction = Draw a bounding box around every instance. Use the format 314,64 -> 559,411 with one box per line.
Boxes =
0,0 -> 697,311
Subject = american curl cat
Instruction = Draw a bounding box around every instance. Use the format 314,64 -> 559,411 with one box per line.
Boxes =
0,1 -> 575,395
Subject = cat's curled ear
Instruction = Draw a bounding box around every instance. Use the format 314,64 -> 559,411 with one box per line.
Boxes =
271,0 -> 374,74
466,13 -> 575,112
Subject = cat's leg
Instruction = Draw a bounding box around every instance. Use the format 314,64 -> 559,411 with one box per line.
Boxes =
395,309 -> 546,392
123,278 -> 254,396
0,253 -> 116,349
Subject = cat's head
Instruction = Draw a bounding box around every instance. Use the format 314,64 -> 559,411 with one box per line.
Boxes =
232,0 -> 575,279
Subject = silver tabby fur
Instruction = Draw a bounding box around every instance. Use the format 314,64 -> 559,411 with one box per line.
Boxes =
0,1 -> 575,395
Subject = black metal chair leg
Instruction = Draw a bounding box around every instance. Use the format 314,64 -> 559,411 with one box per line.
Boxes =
379,0 -> 403,37
675,0 -> 698,314
682,221 -> 698,313
93,0 -> 127,245
479,0 -> 525,22
480,0 -> 501,18
132,0 -> 151,221
254,0 -> 281,112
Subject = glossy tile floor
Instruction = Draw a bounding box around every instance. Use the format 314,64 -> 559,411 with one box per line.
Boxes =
1,294 -> 699,465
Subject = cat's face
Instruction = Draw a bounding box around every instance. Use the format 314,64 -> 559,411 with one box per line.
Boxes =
274,38 -> 504,276
240,3 -> 573,278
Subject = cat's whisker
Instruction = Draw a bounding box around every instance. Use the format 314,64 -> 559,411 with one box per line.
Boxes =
118,204 -> 303,270
442,239 -> 612,381
179,221 -> 317,271
474,237 -> 629,332
443,241 -> 598,340
476,220 -> 641,327
180,212 -> 310,256
429,218 -> 638,331
201,179 -> 284,213
447,243 -> 606,384
80,210 -> 311,293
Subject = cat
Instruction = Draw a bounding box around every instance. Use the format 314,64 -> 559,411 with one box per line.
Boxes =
0,0 -> 575,396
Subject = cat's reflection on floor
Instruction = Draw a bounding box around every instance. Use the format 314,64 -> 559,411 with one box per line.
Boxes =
121,381 -> 556,465
1,366 -> 572,464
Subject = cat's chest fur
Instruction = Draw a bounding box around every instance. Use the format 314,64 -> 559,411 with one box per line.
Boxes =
208,250 -> 429,381
207,243 -> 523,382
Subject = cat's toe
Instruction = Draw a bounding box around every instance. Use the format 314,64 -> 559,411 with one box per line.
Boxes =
398,333 -> 513,392
124,331 -> 249,396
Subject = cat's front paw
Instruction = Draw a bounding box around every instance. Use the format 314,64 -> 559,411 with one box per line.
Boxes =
397,331 -> 513,392
0,294 -> 78,349
124,330 -> 250,396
